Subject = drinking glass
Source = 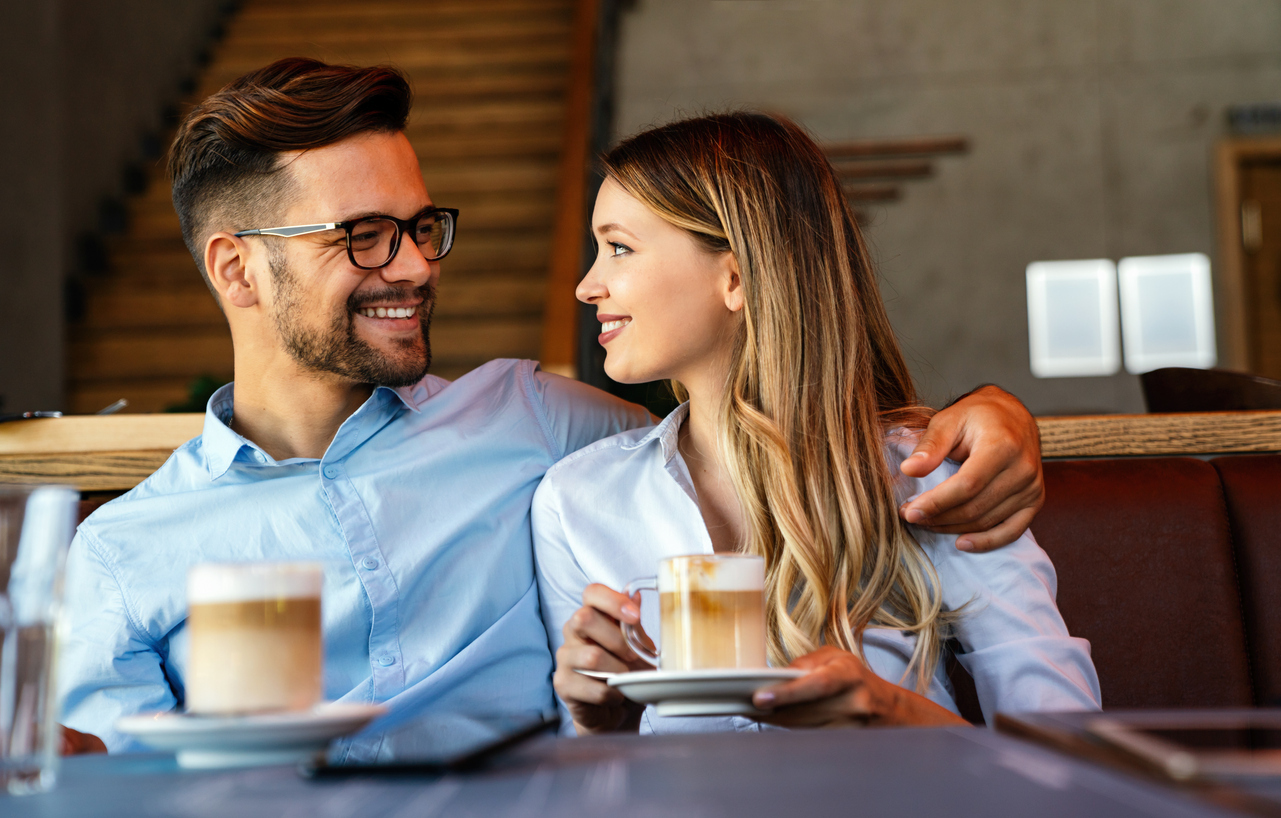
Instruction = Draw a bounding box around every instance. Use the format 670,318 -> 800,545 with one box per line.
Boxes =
0,485 -> 77,795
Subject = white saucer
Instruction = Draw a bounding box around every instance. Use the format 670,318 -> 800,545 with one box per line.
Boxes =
116,703 -> 386,769
608,669 -> 805,717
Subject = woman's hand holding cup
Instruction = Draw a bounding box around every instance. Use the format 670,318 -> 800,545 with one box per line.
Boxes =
750,646 -> 968,728
553,583 -> 653,735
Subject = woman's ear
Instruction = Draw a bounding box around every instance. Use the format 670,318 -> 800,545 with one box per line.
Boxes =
205,232 -> 260,310
722,251 -> 745,313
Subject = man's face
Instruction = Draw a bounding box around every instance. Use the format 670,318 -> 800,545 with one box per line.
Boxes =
261,131 -> 438,387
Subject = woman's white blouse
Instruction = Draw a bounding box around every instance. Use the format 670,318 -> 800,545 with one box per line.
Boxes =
532,404 -> 1101,735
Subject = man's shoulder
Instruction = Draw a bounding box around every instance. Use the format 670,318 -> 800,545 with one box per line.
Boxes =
538,424 -> 657,489
78,436 -> 212,536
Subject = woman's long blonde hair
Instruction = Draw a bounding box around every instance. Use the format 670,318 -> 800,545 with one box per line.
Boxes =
603,113 -> 954,688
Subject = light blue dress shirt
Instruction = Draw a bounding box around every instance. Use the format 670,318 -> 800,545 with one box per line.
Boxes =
59,359 -> 651,759
532,403 -> 1102,735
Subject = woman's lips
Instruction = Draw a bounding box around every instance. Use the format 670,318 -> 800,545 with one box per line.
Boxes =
597,316 -> 631,345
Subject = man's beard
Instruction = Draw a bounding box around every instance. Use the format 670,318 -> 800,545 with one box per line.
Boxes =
268,252 -> 434,388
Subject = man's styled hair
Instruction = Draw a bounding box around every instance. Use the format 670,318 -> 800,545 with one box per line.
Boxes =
168,57 -> 412,294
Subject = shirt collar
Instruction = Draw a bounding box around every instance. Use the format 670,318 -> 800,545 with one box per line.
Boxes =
201,379 -> 435,481
620,401 -> 688,463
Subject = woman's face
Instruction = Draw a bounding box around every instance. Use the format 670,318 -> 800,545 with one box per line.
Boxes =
576,178 -> 743,387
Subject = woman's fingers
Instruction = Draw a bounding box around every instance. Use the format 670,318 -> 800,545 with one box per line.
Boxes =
582,583 -> 641,624
563,604 -> 640,664
753,649 -> 857,710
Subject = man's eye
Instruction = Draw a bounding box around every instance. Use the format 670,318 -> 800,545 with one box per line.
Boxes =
609,242 -> 631,257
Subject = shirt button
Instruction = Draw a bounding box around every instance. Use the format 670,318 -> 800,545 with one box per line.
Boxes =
323,466 -> 337,479
377,655 -> 396,667
361,557 -> 380,570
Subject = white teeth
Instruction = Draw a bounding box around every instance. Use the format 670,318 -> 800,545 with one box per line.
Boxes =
358,306 -> 418,319
600,319 -> 630,333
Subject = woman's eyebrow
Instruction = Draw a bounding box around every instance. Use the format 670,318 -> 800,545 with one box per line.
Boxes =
594,222 -> 639,239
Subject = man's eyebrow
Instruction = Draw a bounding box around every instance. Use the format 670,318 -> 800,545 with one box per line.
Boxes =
594,222 -> 638,239
336,205 -> 435,223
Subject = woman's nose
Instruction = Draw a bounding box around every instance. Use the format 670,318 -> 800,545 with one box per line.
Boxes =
576,259 -> 607,304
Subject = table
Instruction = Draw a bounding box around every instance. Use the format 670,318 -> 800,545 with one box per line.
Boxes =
2,726 -> 1244,817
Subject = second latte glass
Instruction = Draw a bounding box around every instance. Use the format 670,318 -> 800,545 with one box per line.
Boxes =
623,554 -> 767,671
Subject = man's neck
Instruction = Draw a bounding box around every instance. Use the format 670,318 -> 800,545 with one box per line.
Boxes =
228,359 -> 375,461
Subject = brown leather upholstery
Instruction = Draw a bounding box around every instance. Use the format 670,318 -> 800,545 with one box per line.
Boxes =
1032,458 -> 1253,709
1213,455 -> 1281,706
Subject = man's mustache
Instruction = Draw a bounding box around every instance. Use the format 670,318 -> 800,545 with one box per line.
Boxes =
347,283 -> 436,312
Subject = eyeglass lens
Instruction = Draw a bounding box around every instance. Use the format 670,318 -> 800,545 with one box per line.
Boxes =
349,211 -> 452,267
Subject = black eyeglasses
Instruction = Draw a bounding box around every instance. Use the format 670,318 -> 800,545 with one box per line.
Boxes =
234,207 -> 459,269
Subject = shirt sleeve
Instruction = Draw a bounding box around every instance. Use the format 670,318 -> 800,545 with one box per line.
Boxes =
530,473 -> 591,735
901,461 -> 1102,719
526,365 -> 654,460
58,529 -> 178,752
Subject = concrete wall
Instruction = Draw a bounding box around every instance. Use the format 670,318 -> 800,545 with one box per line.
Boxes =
0,0 -> 226,413
613,0 -> 1281,414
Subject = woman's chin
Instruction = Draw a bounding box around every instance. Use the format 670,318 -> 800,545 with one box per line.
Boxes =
602,360 -> 659,386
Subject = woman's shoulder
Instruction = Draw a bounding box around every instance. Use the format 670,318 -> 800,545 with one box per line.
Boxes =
536,423 -> 664,503
882,427 -> 960,504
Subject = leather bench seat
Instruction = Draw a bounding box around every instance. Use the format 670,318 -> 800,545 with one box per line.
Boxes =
950,453 -> 1281,721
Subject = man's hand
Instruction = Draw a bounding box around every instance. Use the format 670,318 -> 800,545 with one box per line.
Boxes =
899,385 -> 1043,552
59,725 -> 107,755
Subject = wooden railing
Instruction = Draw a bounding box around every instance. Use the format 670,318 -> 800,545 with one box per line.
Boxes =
539,0 -> 600,379
4,411 -> 1281,493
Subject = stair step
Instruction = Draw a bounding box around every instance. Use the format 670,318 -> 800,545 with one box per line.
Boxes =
68,315 -> 539,380
77,270 -> 546,330
70,0 -> 571,407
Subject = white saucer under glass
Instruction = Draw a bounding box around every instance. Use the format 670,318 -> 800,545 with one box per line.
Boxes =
115,702 -> 386,769
606,669 -> 805,717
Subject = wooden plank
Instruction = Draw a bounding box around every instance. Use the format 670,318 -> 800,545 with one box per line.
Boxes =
539,0 -> 598,378
824,136 -> 968,159
68,330 -> 234,380
66,379 -> 197,415
843,183 -> 901,202
78,283 -> 225,330
206,44 -> 570,78
0,415 -> 203,455
432,316 -> 542,360
0,452 -> 177,492
831,159 -> 933,180
222,18 -> 572,45
1037,411 -> 1281,458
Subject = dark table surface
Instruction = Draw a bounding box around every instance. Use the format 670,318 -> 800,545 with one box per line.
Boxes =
1,725 -> 1248,817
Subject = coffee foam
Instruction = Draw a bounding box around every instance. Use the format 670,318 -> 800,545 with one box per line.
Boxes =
658,555 -> 764,592
188,562 -> 323,604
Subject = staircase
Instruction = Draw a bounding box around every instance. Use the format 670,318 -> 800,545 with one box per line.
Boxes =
67,0 -> 578,413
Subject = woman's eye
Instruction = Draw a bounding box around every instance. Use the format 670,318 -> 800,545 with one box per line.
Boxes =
608,242 -> 631,257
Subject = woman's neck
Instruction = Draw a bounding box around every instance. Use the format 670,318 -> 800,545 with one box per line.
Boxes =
677,370 -> 747,553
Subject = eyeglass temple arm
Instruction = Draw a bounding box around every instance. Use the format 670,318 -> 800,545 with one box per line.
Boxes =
233,223 -> 339,238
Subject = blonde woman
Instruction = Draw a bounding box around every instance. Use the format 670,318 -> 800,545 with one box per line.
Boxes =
532,113 -> 1100,736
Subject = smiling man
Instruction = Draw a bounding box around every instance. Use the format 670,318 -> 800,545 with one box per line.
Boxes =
58,59 -> 1046,758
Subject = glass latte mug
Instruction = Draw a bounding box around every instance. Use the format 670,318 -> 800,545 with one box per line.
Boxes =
186,562 -> 323,715
622,554 -> 767,671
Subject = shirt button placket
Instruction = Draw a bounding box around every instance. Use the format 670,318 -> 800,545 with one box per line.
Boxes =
320,460 -> 403,695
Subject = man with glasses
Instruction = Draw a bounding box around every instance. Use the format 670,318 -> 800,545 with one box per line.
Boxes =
58,58 -> 1046,758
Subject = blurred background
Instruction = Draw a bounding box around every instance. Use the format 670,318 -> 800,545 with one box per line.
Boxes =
3,0 -> 1280,418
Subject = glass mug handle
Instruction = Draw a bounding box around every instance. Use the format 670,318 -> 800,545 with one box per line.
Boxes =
621,576 -> 659,667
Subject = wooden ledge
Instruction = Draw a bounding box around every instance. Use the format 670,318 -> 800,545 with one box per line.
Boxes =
1038,410 -> 1281,458
0,414 -> 204,456
1,410 -> 1280,492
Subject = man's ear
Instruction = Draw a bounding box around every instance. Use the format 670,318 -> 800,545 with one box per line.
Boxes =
205,232 -> 260,309
722,251 -> 745,313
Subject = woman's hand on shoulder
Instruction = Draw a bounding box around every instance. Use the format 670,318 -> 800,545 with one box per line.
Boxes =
553,583 -> 653,735
899,384 -> 1043,553
751,646 -> 968,729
